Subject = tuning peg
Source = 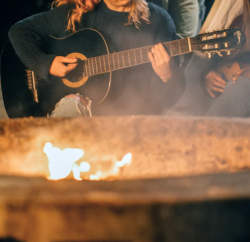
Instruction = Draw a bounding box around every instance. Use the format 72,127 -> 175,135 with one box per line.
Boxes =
207,52 -> 212,58
213,29 -> 219,32
224,26 -> 229,29
217,51 -> 223,57
224,42 -> 229,48
202,35 -> 208,41
227,50 -> 231,55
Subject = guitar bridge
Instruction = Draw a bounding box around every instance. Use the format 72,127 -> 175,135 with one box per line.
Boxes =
26,69 -> 39,103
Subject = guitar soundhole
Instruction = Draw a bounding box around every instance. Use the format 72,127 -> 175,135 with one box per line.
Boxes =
62,57 -> 89,88
65,60 -> 87,82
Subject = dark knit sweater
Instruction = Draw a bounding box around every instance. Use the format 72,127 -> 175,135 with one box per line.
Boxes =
8,1 -> 185,115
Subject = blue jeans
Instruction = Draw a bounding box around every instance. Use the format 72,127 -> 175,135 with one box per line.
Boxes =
50,95 -> 92,117
205,77 -> 250,117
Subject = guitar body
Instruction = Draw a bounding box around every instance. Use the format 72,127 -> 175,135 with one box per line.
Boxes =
1,29 -> 111,118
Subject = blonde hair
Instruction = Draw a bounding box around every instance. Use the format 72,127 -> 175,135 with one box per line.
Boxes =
52,0 -> 150,32
127,0 -> 151,28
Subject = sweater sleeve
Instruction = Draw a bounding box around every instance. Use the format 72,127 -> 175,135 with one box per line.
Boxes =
148,5 -> 186,111
8,4 -> 71,81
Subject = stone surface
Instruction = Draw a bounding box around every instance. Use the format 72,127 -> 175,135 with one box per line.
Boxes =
0,116 -> 250,179
1,172 -> 250,242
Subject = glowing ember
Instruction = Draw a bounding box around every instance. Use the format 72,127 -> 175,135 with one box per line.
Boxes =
43,142 -> 132,181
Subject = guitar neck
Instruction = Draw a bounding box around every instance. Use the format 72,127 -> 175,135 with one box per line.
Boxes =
84,37 -> 191,77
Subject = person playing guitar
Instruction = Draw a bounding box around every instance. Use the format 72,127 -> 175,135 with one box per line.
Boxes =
7,0 -> 185,117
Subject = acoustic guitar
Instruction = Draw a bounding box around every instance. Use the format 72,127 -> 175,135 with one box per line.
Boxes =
0,28 -> 246,118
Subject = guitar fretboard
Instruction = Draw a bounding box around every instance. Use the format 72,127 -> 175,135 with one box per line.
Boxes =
83,38 -> 191,77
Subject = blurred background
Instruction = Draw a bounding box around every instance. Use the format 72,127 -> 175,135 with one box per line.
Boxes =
0,0 -> 52,56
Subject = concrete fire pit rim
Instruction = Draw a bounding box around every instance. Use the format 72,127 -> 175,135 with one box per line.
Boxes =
0,171 -> 249,206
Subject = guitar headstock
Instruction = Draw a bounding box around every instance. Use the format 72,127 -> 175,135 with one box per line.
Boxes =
191,28 -> 246,58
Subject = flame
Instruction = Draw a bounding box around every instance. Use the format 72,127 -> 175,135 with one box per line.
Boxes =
80,162 -> 91,172
72,163 -> 82,181
116,153 -> 132,167
44,142 -> 132,181
90,171 -> 102,180
89,153 -> 132,180
43,142 -> 84,180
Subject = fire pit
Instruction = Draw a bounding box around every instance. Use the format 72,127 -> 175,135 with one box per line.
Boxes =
1,116 -> 250,242
1,116 -> 250,179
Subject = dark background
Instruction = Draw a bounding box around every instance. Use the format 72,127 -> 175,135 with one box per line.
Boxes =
0,0 -> 215,57
0,0 -> 52,55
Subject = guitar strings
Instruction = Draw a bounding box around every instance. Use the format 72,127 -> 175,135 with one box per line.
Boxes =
74,55 -> 192,77
74,45 -> 189,75
70,34 -> 230,77
68,39 -> 230,78
77,42 -> 226,71
71,46 -> 207,77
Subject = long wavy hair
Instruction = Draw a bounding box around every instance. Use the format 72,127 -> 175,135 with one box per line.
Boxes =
51,0 -> 150,32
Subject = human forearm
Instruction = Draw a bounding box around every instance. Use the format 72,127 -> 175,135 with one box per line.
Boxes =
9,22 -> 56,80
8,5 -> 70,80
